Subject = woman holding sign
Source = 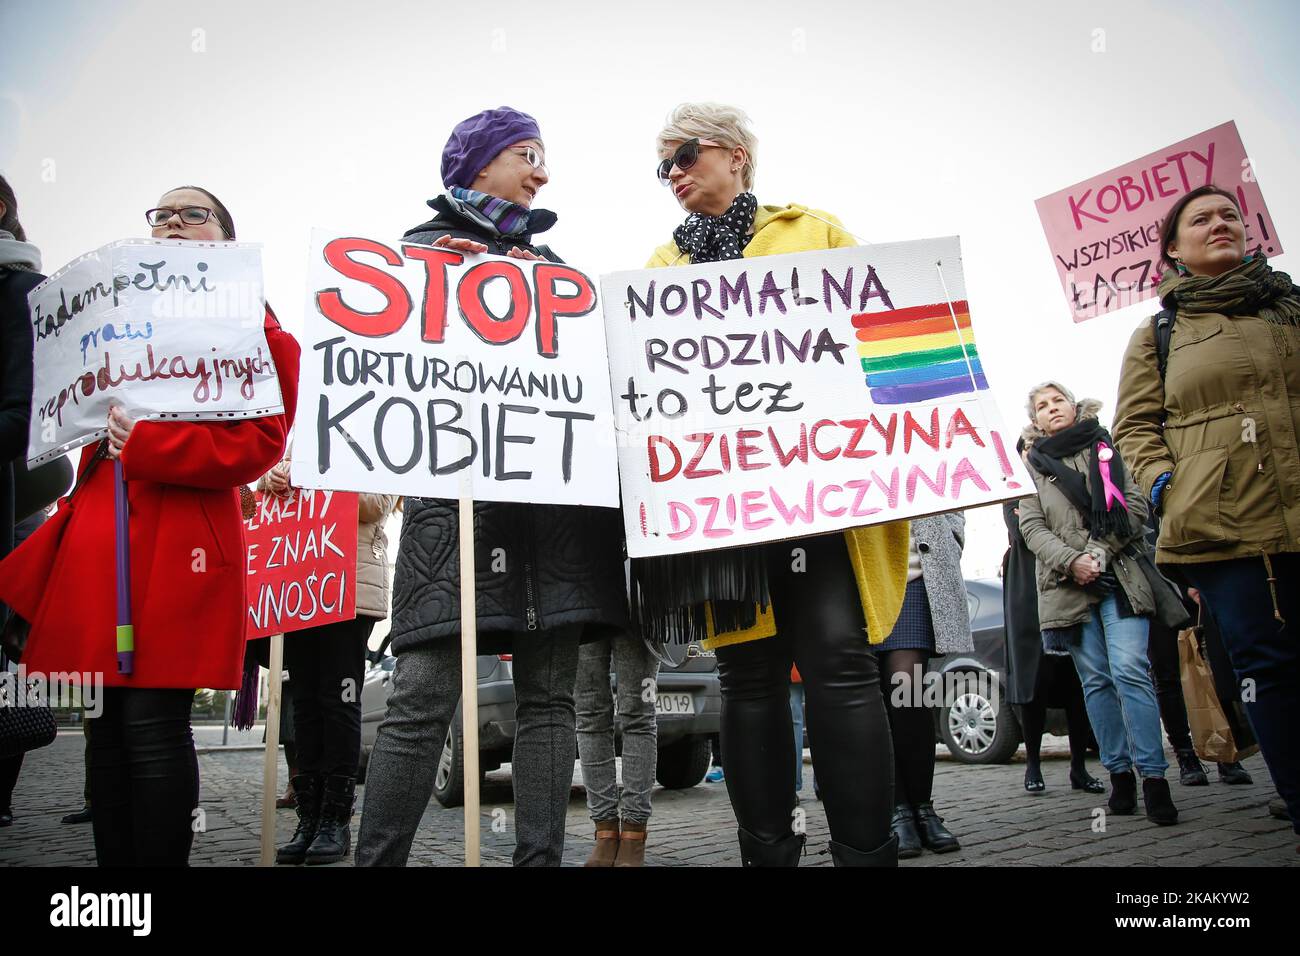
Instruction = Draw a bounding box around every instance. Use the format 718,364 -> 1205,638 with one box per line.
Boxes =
0,186 -> 300,865
1115,184 -> 1300,835
264,462 -> 398,866
355,107 -> 629,868
634,102 -> 912,867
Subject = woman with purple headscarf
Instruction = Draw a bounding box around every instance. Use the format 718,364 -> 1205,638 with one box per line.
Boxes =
354,108 -> 629,867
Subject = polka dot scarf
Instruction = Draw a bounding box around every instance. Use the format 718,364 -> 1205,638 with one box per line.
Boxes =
672,192 -> 758,264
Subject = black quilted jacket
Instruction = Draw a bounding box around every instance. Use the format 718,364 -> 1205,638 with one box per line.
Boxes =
388,196 -> 629,654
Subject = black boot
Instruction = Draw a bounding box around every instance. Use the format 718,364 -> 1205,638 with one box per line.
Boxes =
1142,777 -> 1179,825
306,775 -> 356,865
1108,771 -> 1137,815
829,833 -> 898,867
1175,748 -> 1208,786
736,827 -> 804,867
1217,762 -> 1253,785
913,802 -> 960,853
1069,765 -> 1105,794
890,805 -> 923,859
276,774 -> 321,865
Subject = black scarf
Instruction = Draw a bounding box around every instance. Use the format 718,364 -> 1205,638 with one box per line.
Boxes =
635,192 -> 767,642
1027,418 -> 1133,540
672,192 -> 757,264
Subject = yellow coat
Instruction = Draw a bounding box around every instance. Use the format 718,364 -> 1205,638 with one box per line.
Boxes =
645,202 -> 911,649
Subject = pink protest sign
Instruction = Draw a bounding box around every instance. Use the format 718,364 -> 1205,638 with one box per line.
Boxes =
1035,121 -> 1282,322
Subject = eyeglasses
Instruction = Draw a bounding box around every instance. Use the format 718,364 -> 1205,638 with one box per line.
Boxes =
145,206 -> 229,235
509,146 -> 547,174
657,138 -> 726,186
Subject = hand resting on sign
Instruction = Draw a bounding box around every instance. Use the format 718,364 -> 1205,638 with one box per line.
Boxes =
430,234 -> 542,260
431,235 -> 488,255
266,460 -> 294,498
105,406 -> 136,460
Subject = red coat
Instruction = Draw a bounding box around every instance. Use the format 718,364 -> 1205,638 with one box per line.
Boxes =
0,310 -> 300,690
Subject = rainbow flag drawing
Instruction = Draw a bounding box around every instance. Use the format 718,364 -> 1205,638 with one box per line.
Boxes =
853,300 -> 988,404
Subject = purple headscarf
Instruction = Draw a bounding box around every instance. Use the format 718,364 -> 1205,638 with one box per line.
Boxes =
441,106 -> 542,189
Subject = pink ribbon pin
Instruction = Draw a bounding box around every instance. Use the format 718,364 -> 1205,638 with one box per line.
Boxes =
1096,443 -> 1129,513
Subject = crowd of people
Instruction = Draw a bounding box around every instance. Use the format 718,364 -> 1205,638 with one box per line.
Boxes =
0,102 -> 1296,867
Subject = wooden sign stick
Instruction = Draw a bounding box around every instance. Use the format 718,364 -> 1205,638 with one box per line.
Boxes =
459,486 -> 481,867
259,632 -> 285,866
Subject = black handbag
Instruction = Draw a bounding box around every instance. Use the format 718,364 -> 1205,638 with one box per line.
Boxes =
12,456 -> 74,523
0,674 -> 59,758
1129,547 -> 1193,630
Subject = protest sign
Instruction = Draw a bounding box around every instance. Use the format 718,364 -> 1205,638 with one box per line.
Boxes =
244,489 -> 359,640
602,237 -> 1033,559
1035,121 -> 1282,322
291,230 -> 619,507
26,239 -> 283,466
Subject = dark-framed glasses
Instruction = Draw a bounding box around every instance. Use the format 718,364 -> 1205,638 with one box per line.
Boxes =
656,138 -> 725,185
145,206 -> 223,230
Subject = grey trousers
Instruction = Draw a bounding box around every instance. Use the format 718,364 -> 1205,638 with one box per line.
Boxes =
355,626 -> 581,866
575,632 -> 660,825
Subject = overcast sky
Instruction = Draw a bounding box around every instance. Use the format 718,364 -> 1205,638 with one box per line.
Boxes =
4,0 -> 1297,575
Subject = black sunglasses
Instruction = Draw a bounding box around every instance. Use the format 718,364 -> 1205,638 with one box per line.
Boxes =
656,138 -> 726,186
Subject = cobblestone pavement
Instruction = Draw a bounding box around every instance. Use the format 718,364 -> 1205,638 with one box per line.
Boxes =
2,727 -> 1295,867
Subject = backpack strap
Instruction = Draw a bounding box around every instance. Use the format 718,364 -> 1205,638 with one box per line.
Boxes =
1152,307 -> 1176,381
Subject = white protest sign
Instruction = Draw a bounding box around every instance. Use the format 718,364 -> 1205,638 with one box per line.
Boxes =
602,237 -> 1034,558
26,239 -> 282,466
291,230 -> 619,507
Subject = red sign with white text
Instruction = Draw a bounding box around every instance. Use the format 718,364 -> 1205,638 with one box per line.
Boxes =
244,489 -> 359,639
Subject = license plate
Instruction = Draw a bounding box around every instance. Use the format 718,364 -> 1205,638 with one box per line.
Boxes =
655,693 -> 695,715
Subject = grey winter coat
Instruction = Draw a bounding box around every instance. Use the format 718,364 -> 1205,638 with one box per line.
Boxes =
912,513 -> 974,655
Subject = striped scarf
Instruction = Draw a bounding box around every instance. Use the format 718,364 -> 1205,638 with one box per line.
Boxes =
448,186 -> 532,237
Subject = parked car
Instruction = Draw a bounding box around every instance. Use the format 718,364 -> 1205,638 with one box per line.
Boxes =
927,578 -> 1070,764
358,638 -> 721,807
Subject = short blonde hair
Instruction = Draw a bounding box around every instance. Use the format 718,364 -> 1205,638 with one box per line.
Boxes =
656,102 -> 758,192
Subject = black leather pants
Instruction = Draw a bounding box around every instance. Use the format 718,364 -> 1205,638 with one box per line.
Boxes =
88,687 -> 199,866
715,533 -> 894,853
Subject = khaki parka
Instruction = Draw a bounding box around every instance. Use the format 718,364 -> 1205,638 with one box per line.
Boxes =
1114,300 -> 1300,565
1018,412 -> 1155,630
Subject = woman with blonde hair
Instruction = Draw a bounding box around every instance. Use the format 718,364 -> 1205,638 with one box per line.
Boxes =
1018,382 -> 1177,825
632,102 -> 912,866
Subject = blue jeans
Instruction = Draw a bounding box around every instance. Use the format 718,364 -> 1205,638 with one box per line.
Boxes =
1067,595 -> 1167,778
1183,554 -> 1300,833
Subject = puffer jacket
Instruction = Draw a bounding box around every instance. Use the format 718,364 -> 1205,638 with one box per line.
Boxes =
1114,280 -> 1300,565
1018,405 -> 1155,630
911,513 -> 973,656
356,494 -> 398,619
389,193 -> 629,655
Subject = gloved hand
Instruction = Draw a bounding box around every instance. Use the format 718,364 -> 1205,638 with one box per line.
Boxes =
1150,471 -> 1173,514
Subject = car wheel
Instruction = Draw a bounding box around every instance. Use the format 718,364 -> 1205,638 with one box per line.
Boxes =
941,671 -> 1021,765
433,711 -> 488,808
655,735 -> 712,789
433,714 -> 466,808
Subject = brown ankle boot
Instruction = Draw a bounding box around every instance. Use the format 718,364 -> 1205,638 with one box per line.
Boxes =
614,820 -> 647,867
584,819 -> 620,867
276,767 -> 299,809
